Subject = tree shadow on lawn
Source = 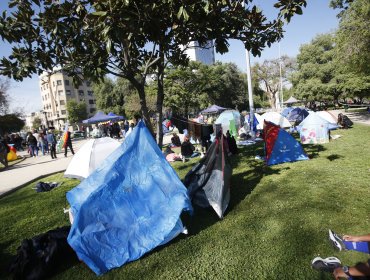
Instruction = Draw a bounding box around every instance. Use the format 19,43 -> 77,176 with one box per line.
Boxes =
302,144 -> 326,159
0,240 -> 17,279
326,154 -> 344,161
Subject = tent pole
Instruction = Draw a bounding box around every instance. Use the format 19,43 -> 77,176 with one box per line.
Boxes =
245,49 -> 255,139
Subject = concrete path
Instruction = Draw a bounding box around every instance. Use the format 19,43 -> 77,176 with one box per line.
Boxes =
329,109 -> 370,126
0,139 -> 89,197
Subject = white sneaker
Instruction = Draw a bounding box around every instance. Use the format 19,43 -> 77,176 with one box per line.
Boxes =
329,229 -> 344,251
311,256 -> 341,272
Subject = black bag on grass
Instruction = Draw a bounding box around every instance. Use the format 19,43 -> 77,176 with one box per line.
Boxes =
9,226 -> 78,280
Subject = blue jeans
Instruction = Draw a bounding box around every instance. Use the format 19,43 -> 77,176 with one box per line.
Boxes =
344,240 -> 370,254
29,145 -> 37,157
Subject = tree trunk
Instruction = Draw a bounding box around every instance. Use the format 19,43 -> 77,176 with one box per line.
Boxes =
126,75 -> 154,136
155,47 -> 165,148
268,91 -> 277,109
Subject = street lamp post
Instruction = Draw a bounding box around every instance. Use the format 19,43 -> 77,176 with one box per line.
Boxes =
245,50 -> 255,138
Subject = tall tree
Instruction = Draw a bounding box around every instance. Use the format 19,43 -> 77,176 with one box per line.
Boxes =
0,0 -> 307,146
253,55 -> 296,109
0,114 -> 25,135
32,116 -> 42,130
93,77 -> 134,116
66,100 -> 87,128
333,0 -> 370,76
290,34 -> 343,103
164,61 -> 249,115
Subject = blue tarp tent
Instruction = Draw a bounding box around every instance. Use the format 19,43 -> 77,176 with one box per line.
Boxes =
281,107 -> 294,117
82,111 -> 112,124
287,108 -> 309,124
67,121 -> 192,275
200,104 -> 226,114
107,112 -> 125,121
264,121 -> 309,166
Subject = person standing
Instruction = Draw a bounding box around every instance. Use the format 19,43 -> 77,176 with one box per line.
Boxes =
38,132 -> 46,155
46,129 -> 57,159
0,136 -> 9,168
26,132 -> 38,157
64,131 -> 75,157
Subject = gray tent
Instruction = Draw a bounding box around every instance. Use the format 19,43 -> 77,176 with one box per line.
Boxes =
184,134 -> 231,219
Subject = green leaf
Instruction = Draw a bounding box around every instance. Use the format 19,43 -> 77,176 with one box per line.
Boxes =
91,11 -> 107,17
177,6 -> 183,19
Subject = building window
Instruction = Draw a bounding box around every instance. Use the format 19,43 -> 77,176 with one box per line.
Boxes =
86,81 -> 91,87
46,84 -> 49,89
60,100 -> 65,105
65,80 -> 70,86
78,90 -> 84,96
57,80 -> 62,86
87,90 -> 93,96
66,90 -> 71,95
53,81 -> 55,87
58,90 -> 63,96
90,108 -> 96,113
61,110 -> 66,115
88,99 -> 94,104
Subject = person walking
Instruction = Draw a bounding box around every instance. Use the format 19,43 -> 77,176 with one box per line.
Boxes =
46,129 -> 57,159
26,132 -> 38,157
64,131 -> 75,157
38,132 -> 46,155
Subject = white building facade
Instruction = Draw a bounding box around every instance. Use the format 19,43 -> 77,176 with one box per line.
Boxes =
39,69 -> 96,130
184,41 -> 215,65
25,111 -> 45,131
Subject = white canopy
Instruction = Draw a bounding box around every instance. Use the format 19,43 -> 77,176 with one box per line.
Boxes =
261,112 -> 292,128
64,137 -> 121,180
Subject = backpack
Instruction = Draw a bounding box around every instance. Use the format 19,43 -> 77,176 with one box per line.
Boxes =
9,227 -> 78,280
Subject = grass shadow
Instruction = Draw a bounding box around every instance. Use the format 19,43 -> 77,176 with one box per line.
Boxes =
327,154 -> 344,161
303,144 -> 326,159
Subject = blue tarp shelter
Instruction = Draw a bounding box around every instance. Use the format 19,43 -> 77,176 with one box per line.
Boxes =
107,112 -> 125,121
67,121 -> 192,275
82,111 -> 112,124
200,104 -> 227,114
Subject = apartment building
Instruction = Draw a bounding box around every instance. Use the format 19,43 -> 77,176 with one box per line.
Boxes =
39,69 -> 96,130
184,41 -> 215,65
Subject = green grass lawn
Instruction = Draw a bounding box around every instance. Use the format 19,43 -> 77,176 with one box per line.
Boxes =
1,125 -> 370,279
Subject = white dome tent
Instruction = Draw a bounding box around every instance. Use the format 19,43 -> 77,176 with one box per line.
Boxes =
261,112 -> 291,128
64,137 -> 121,180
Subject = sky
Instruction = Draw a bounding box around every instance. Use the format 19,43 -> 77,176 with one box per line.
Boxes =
0,1 -> 339,114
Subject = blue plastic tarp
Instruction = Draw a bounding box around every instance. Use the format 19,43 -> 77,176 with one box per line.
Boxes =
107,112 -> 125,121
67,121 -> 192,275
82,111 -> 112,124
200,104 -> 226,114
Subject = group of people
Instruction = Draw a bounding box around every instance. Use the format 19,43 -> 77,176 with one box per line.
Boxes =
89,121 -> 135,140
164,133 -> 201,163
164,128 -> 238,163
24,129 -> 60,158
